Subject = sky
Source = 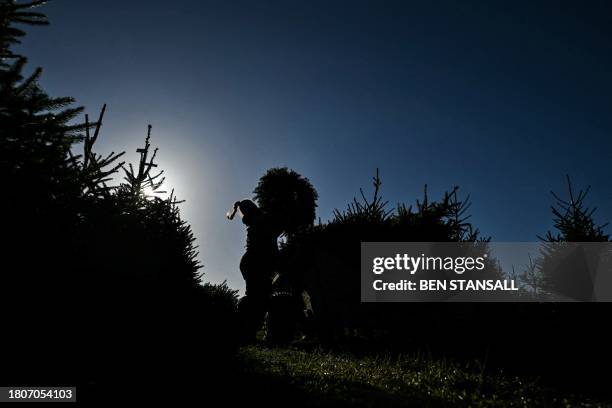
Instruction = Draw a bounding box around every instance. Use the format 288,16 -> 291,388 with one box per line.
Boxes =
17,0 -> 612,292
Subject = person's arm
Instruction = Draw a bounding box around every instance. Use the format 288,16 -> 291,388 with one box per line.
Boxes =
226,201 -> 241,220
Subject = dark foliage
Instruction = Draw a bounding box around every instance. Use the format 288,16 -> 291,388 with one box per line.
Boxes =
521,177 -> 612,394
0,3 -> 238,401
540,175 -> 609,243
253,166 -> 318,236
331,169 -> 483,242
273,169 -> 501,349
535,176 -> 609,299
0,0 -> 48,63
272,170 -> 612,398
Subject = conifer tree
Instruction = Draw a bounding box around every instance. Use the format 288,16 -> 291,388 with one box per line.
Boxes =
112,125 -> 203,289
1,2 -> 123,297
1,3 -> 239,391
538,176 -> 609,298
1,0 -> 47,62
333,168 -> 392,224
539,175 -> 609,243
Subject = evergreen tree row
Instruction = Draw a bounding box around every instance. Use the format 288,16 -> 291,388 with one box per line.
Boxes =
1,1 -> 238,399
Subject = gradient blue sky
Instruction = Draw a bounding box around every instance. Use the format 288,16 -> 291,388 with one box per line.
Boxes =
18,1 -> 612,292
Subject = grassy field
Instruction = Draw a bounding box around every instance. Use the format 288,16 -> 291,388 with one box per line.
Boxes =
237,345 -> 609,407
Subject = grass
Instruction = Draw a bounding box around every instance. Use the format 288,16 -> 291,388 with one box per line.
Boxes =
238,345 -> 609,407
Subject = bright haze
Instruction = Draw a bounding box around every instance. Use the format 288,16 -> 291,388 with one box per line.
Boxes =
18,1 -> 612,292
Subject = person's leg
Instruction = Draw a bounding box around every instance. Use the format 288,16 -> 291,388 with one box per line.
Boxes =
242,274 -> 272,342
255,278 -> 273,327
238,256 -> 273,343
237,295 -> 256,343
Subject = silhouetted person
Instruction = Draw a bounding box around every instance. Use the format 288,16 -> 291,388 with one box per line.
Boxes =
227,199 -> 282,342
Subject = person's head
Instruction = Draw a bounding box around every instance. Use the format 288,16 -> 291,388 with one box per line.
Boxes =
226,199 -> 261,225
